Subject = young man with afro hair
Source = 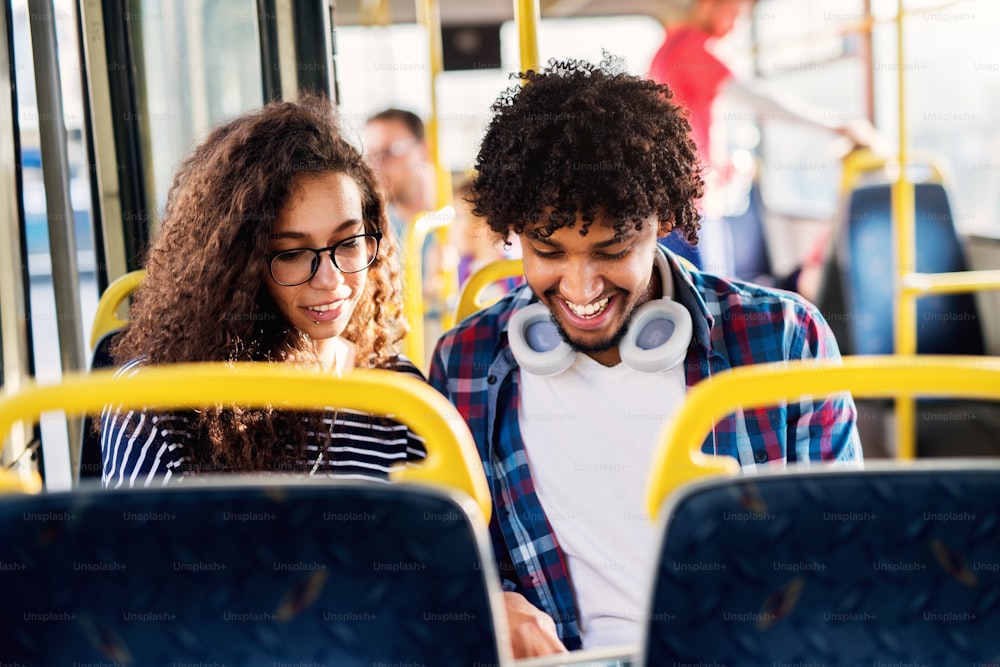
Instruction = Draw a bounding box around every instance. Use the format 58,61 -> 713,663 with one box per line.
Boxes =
429,56 -> 861,659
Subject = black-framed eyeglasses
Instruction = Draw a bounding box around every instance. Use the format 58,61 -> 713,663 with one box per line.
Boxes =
265,231 -> 382,286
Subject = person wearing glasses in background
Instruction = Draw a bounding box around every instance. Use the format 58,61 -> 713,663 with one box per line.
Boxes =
363,108 -> 435,250
364,108 -> 451,349
100,97 -> 425,488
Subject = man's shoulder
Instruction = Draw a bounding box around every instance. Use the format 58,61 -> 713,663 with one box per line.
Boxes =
685,269 -> 841,362
690,270 -> 821,321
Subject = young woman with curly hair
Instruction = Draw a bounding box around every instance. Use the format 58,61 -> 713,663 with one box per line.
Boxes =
101,96 -> 424,487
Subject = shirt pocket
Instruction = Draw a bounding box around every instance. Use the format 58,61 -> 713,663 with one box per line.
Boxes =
740,406 -> 788,465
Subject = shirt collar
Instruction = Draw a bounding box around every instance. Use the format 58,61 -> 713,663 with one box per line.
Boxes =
658,247 -> 715,352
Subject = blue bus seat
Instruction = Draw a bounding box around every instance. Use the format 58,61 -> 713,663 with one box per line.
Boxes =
0,480 -> 506,665
840,182 -> 984,356
642,463 -> 1000,666
819,181 -> 998,457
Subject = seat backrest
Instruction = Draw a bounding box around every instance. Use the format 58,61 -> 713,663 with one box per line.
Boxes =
643,464 -> 1000,666
840,182 -> 985,355
0,480 -> 505,665
642,356 -> 1000,665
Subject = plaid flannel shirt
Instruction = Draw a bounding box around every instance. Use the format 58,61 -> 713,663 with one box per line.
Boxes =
428,247 -> 862,649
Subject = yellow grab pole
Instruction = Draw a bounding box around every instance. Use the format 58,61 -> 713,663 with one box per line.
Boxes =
415,0 -> 452,211
892,0 -> 917,459
410,0 -> 458,336
403,207 -> 455,370
514,0 -> 541,74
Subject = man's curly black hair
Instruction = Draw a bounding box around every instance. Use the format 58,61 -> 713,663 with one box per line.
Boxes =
470,56 -> 704,242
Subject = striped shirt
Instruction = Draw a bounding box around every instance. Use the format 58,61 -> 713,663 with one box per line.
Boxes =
100,357 -> 427,488
428,247 -> 862,649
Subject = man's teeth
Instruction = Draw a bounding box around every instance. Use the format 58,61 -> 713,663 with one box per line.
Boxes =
308,303 -> 337,312
565,297 -> 609,318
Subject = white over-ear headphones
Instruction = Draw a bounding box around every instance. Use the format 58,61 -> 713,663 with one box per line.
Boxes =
508,252 -> 693,376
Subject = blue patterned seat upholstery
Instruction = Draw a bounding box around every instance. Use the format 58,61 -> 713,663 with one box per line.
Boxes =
841,182 -> 984,356
642,464 -> 1000,666
0,480 -> 503,665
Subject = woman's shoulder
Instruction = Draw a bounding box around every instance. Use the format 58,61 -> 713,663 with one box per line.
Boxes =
114,357 -> 146,378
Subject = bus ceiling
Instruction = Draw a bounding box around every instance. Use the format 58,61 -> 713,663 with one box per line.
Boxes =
333,0 -> 681,26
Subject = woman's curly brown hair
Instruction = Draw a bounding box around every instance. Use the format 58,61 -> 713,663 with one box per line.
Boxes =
110,95 -> 407,472
471,56 -> 705,241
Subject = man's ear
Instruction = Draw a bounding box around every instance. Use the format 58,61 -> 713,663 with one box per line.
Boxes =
656,216 -> 675,239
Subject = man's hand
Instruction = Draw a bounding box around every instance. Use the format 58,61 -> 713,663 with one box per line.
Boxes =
837,119 -> 888,153
502,591 -> 568,659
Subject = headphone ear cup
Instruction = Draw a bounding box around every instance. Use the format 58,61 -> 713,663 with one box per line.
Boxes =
619,298 -> 693,373
508,303 -> 576,376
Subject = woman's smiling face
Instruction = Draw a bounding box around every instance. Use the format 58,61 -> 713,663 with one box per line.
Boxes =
265,172 -> 370,362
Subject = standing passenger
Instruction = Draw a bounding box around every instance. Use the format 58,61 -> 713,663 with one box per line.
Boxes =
101,97 -> 424,487
648,0 -> 878,279
364,108 -> 449,351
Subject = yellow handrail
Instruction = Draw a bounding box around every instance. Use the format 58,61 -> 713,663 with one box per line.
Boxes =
0,363 -> 491,522
454,258 -> 524,322
414,0 -> 458,344
646,355 -> 1000,518
514,0 -> 540,74
0,468 -> 42,494
901,270 -> 1000,297
839,147 -> 943,193
88,270 -> 145,351
415,0 -> 452,212
892,0 -> 918,460
403,207 -> 455,370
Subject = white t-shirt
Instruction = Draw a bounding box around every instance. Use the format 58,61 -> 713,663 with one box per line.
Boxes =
518,352 -> 686,649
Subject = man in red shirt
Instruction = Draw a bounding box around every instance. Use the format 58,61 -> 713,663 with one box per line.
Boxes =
648,0 -> 878,282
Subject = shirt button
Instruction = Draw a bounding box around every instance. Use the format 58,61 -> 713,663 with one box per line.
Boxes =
754,451 -> 768,463
487,375 -> 497,385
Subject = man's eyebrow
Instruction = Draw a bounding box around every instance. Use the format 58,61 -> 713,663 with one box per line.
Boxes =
526,234 -> 559,247
593,234 -> 633,249
526,231 -> 634,248
271,219 -> 364,240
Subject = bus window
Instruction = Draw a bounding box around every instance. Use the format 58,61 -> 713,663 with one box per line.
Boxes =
753,0 -> 871,222
12,0 -> 99,488
127,0 -> 263,220
871,0 -> 1000,237
336,16 -> 663,174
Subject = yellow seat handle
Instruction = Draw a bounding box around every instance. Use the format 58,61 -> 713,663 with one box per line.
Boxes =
647,355 -> 1000,519
89,270 -> 146,351
0,364 -> 491,523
